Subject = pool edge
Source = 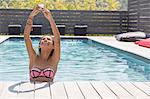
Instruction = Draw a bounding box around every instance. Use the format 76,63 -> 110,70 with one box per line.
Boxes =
88,37 -> 150,63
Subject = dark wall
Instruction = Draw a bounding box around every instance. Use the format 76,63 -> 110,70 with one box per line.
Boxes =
128,0 -> 150,33
0,9 -> 128,35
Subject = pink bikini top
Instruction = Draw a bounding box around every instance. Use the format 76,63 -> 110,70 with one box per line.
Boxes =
30,67 -> 54,79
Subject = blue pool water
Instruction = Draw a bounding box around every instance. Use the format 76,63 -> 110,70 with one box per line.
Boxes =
0,37 -> 150,81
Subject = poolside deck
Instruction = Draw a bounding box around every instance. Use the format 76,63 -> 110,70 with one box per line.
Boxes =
0,81 -> 150,99
0,36 -> 9,44
88,37 -> 150,60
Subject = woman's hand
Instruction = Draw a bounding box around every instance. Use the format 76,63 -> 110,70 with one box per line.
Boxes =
29,5 -> 41,18
42,8 -> 51,20
26,5 -> 41,26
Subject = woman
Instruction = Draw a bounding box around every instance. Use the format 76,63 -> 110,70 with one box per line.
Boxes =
24,5 -> 60,82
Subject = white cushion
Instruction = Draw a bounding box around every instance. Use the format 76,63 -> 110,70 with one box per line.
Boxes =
115,31 -> 146,41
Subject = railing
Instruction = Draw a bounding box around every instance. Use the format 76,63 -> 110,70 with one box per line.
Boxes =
0,0 -> 150,35
0,9 -> 128,35
128,0 -> 150,33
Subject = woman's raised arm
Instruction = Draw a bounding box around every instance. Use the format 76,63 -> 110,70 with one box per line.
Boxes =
24,7 -> 40,68
42,8 -> 61,64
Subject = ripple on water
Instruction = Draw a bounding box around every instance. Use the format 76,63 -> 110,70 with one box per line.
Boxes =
0,38 -> 149,81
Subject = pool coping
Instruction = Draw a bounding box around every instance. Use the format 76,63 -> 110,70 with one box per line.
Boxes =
0,35 -> 150,62
0,36 -> 9,44
87,37 -> 150,61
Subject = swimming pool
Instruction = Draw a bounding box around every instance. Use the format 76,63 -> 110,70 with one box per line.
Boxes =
0,37 -> 150,81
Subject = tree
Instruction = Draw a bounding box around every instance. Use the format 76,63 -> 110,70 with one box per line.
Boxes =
0,0 -> 122,11
0,0 -> 12,8
106,0 -> 121,10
